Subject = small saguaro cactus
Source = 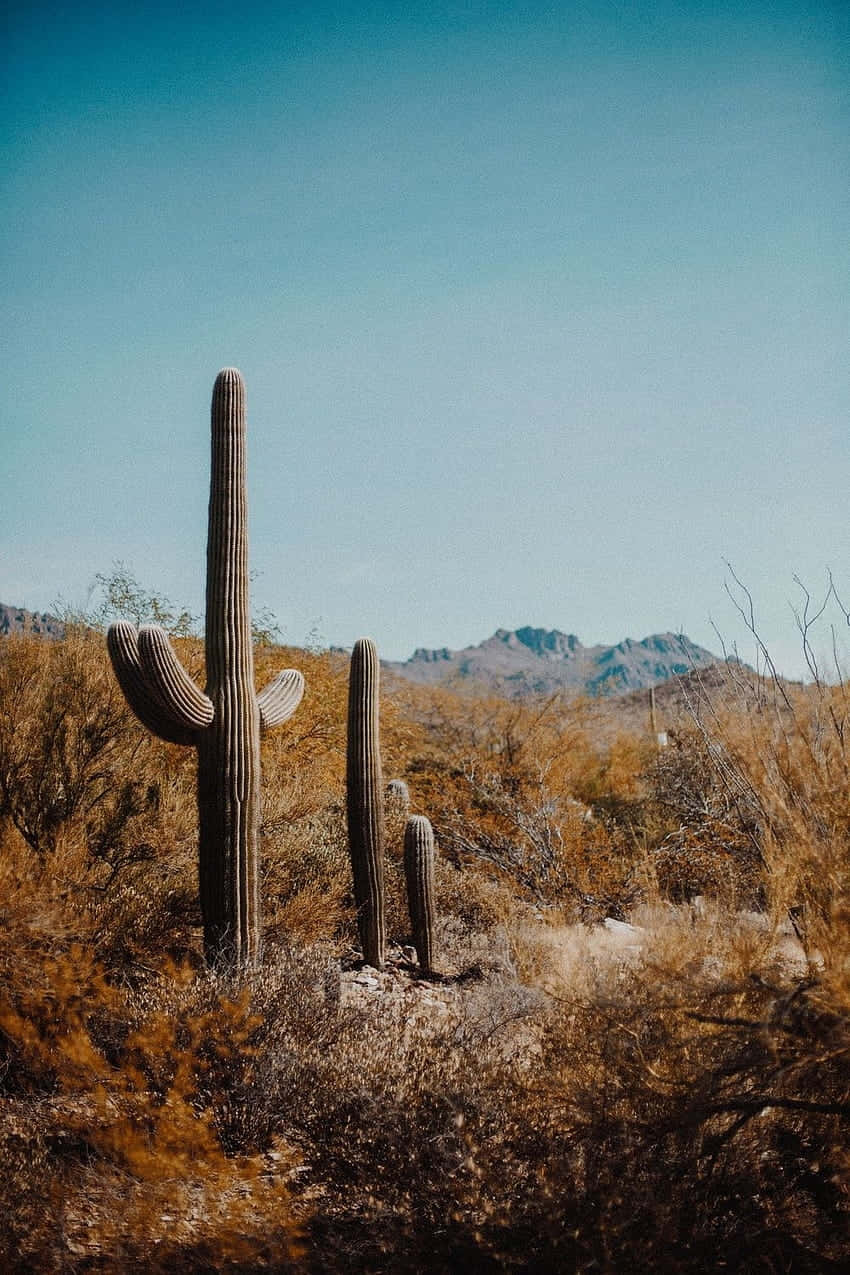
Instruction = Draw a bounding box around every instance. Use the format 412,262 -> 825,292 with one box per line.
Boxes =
107,369 -> 304,968
403,815 -> 437,975
346,637 -> 386,968
385,778 -> 411,817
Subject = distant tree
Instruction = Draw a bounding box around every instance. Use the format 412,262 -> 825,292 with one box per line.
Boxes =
68,563 -> 282,646
76,562 -> 199,637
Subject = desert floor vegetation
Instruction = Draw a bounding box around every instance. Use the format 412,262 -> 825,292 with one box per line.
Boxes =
1,613 -> 848,1272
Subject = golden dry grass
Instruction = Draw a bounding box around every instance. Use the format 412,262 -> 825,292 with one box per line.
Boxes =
0,627 -> 847,1271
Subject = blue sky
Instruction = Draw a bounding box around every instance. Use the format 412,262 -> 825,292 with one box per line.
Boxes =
3,1 -> 848,676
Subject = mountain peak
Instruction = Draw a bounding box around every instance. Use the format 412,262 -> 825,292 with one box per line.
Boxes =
387,625 -> 719,698
485,626 -> 583,660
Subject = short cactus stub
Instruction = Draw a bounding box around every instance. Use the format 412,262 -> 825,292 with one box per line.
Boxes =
385,778 -> 411,817
404,815 -> 437,975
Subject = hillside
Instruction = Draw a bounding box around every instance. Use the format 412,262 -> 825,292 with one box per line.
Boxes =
385,625 -> 720,697
0,624 -> 846,1272
0,602 -> 64,639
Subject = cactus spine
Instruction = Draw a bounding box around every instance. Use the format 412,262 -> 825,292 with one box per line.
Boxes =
403,815 -> 436,975
346,637 -> 386,968
107,369 -> 304,968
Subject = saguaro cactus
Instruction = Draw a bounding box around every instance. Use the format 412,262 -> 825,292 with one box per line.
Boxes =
403,815 -> 437,975
346,637 -> 386,968
385,778 -> 411,817
107,369 -> 304,968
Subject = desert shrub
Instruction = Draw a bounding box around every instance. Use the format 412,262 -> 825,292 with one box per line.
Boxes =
2,608 -> 848,1272
395,686 -> 649,918
485,962 -> 850,1274
712,676 -> 849,952
84,561 -> 200,636
0,903 -> 302,1271
255,647 -> 353,947
0,631 -> 199,970
646,723 -> 766,905
0,629 -> 157,860
232,920 -> 846,1275
643,652 -> 850,933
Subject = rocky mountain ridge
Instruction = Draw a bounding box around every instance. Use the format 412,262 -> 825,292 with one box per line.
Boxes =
1,602 -> 721,699
386,626 -> 720,697
0,603 -> 65,640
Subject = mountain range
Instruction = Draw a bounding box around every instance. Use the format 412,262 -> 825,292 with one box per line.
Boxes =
384,626 -> 720,698
0,603 -> 65,640
1,603 -> 721,698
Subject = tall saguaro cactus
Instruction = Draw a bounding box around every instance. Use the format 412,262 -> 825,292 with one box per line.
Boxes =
346,637 -> 386,968
404,815 -> 437,975
107,369 -> 304,968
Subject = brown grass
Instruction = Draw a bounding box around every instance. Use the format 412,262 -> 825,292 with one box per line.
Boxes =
0,626 -> 847,1271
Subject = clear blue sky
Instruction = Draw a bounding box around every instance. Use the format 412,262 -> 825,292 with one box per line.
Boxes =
3,1 -> 848,676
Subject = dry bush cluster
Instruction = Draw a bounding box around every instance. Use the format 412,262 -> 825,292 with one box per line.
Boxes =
0,617 -> 848,1271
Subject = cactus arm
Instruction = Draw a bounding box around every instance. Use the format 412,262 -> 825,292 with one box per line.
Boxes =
137,625 -> 215,732
107,621 -> 197,746
257,669 -> 305,731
